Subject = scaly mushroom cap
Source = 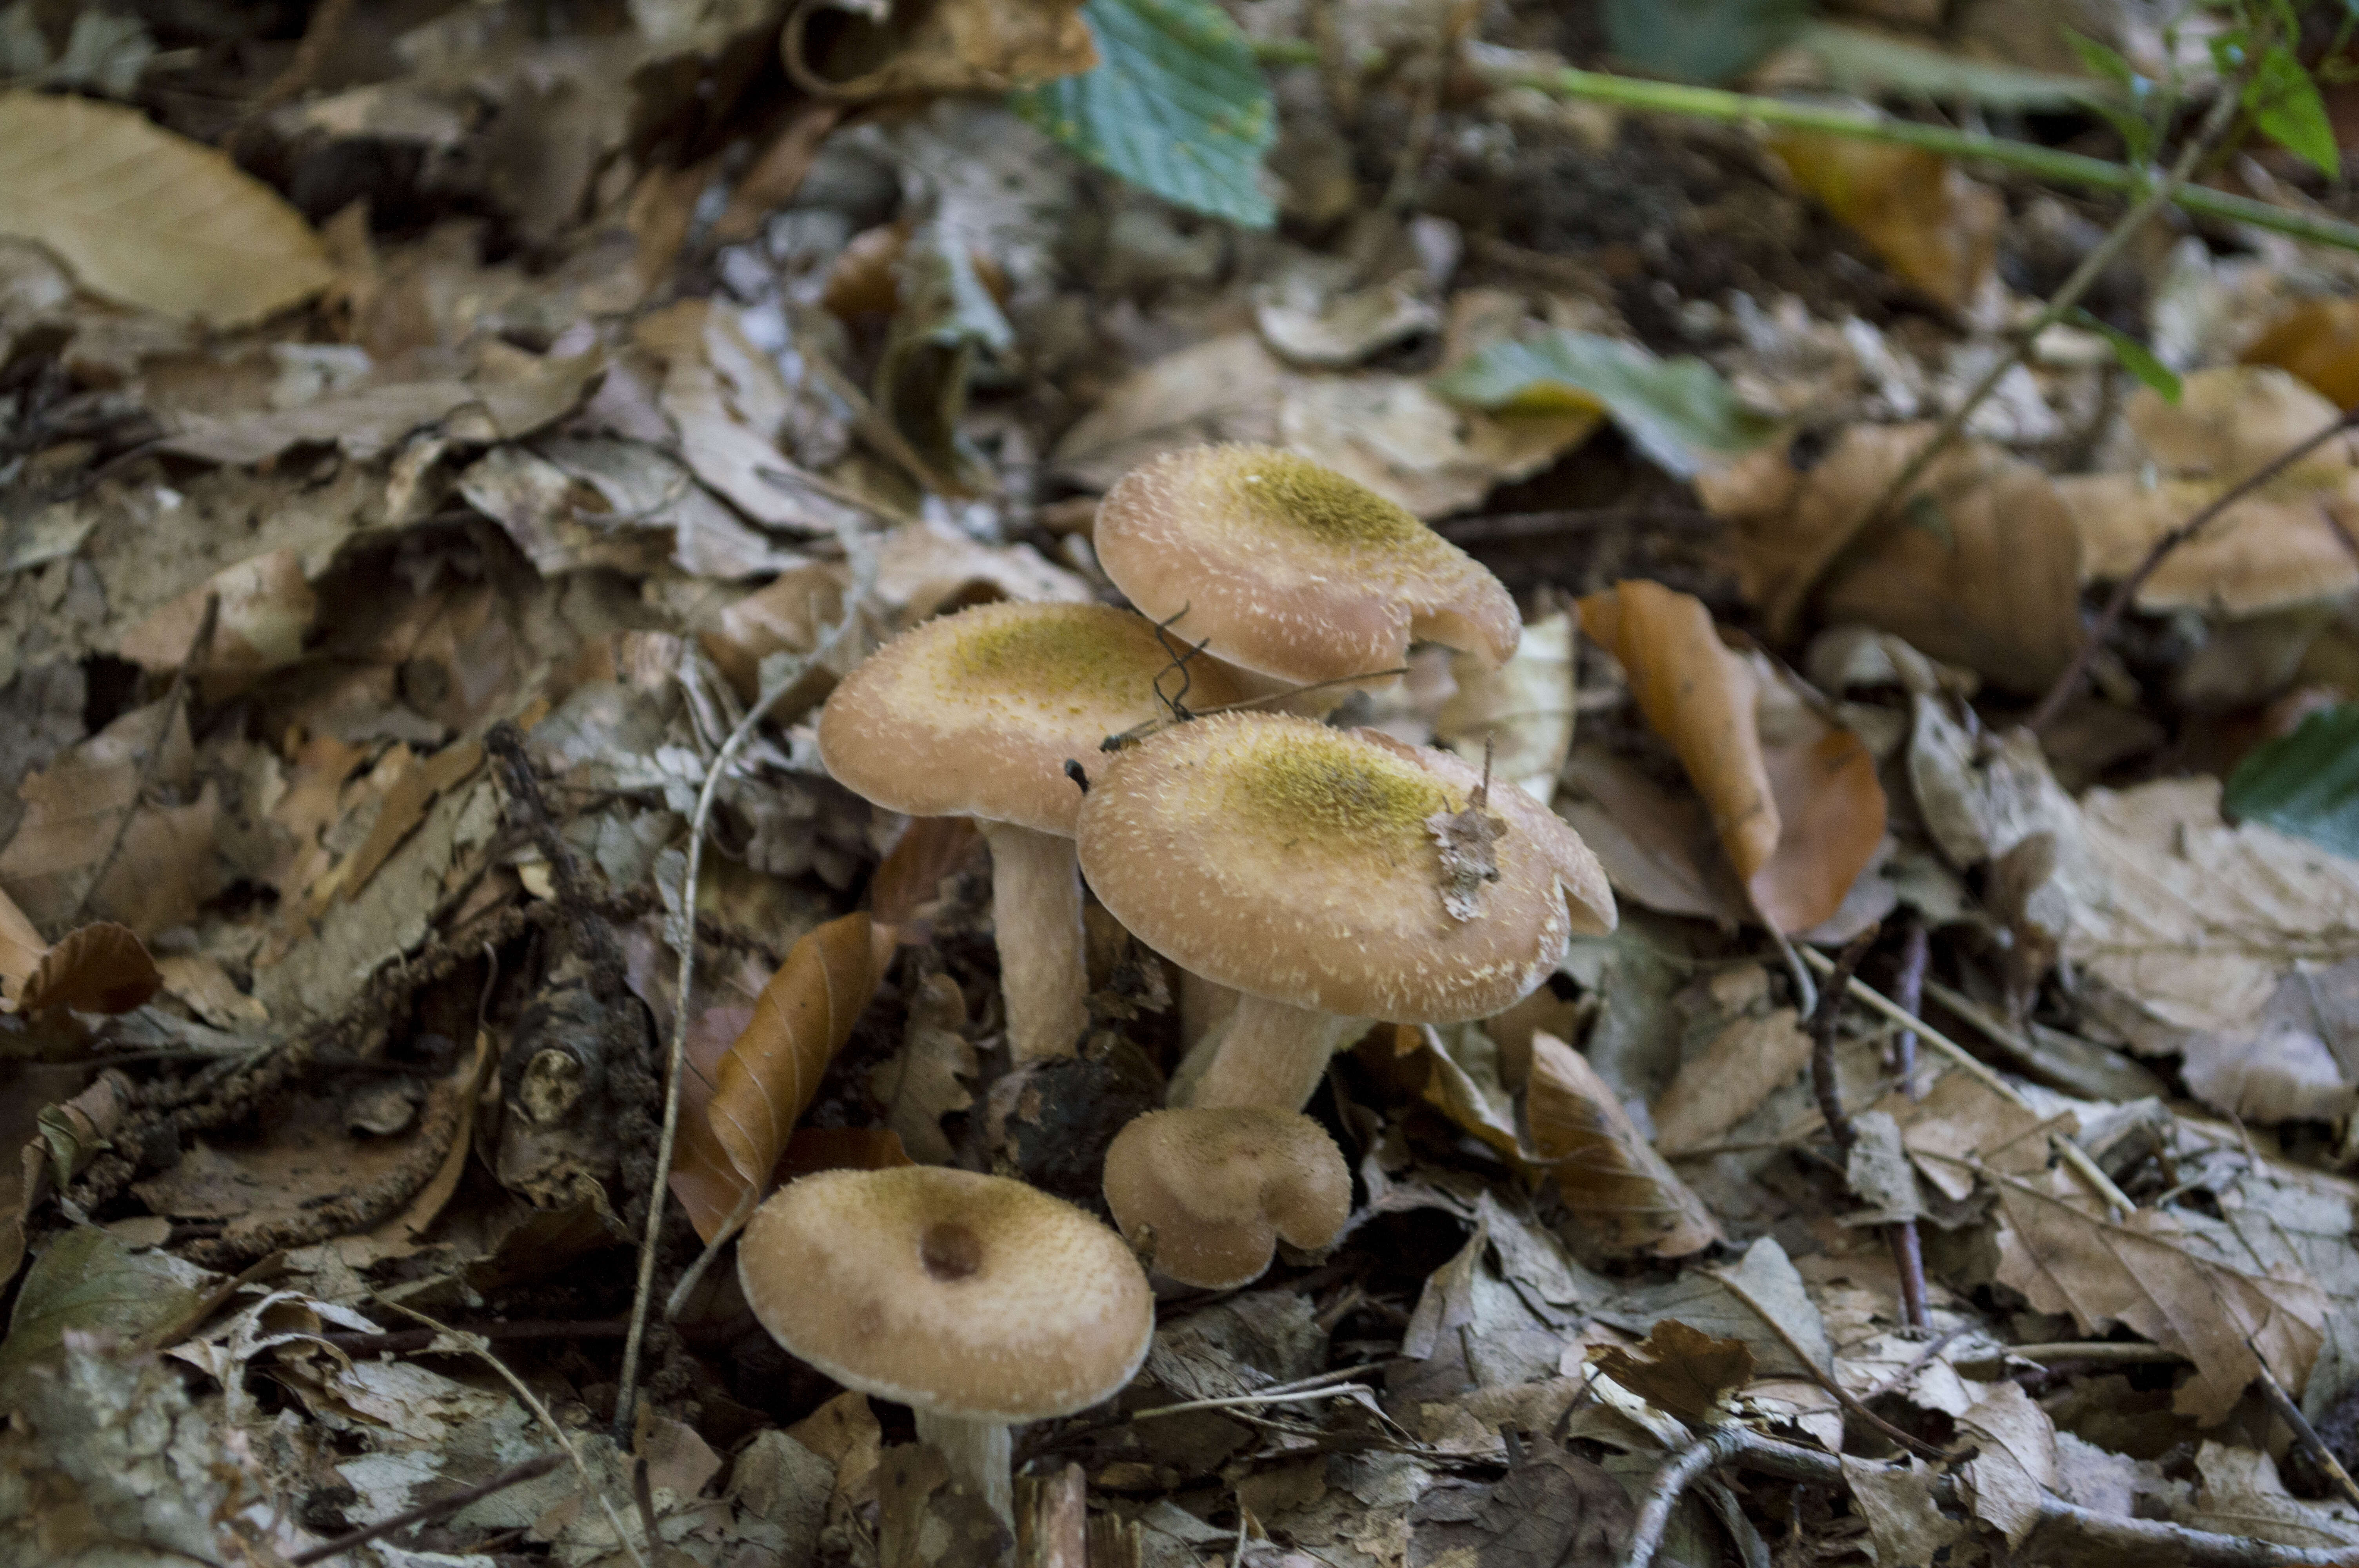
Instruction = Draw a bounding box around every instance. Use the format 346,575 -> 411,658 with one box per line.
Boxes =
1077,713 -> 1615,1021
738,1166 -> 1154,1423
1102,1107 -> 1350,1289
817,601 -> 1246,834
1093,445 -> 1520,688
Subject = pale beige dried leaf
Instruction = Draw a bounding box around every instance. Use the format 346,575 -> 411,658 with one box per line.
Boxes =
0,91 -> 331,327
2179,1442 -> 2359,1550
874,519 -> 1093,622
1579,582 -> 1778,881
117,549 -> 316,698
1990,1163 -> 2326,1424
1841,1456 -> 1964,1568
1435,608 -> 1576,805
0,886 -> 42,999
1526,1031 -> 1721,1258
1957,1381 -> 2057,1548
670,912 -> 890,1244
1279,375 -> 1596,519
1877,1068 -> 2056,1203
1052,334 -> 1292,492
1651,1008 -> 1813,1154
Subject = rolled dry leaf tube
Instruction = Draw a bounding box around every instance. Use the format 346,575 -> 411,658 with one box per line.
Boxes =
737,1165 -> 1153,1523
818,601 -> 1244,1061
1078,711 -> 1616,1111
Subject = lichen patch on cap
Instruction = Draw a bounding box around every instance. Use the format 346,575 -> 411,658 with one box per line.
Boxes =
1212,447 -> 1432,551
1222,722 -> 1454,864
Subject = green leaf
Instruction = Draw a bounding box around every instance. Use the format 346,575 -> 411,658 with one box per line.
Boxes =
1430,329 -> 1782,478
2226,703 -> 2359,858
2065,29 -> 2139,91
2246,44 -> 2341,178
1602,0 -> 1811,86
2066,306 -> 2183,402
1010,0 -> 1274,227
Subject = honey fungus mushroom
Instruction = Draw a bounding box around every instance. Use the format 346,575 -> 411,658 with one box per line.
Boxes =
817,601 -> 1244,1060
1077,712 -> 1616,1110
1092,445 -> 1519,696
738,1166 -> 1153,1523
1102,1107 -> 1349,1289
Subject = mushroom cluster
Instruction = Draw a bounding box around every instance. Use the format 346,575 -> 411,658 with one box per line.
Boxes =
749,444 -> 1619,1524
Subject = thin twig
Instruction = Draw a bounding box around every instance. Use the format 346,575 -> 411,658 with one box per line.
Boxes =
1699,1262 -> 1951,1461
611,532 -> 878,1446
1439,59 -> 2359,254
372,1296 -> 647,1568
1129,1385 -> 1376,1421
2026,406 -> 2359,732
1796,947 -> 2137,1216
1768,87 -> 2243,639
1860,1323 -> 1973,1402
288,1453 -> 562,1565
1889,917 -> 1928,1099
1808,927 -> 1879,1157
1099,665 -> 1410,751
2249,1335 -> 2359,1514
1619,1423 -> 2359,1568
71,592 -> 217,929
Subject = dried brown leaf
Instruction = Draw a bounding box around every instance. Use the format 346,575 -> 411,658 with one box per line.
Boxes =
1579,582 -> 1778,882
786,0 -> 1098,99
0,886 -> 42,1001
17,923 -> 159,1016
670,913 -> 891,1244
1990,1164 -> 2327,1424
870,816 -> 983,931
1750,675 -> 1888,936
1589,1320 -> 1755,1423
116,549 -> 316,699
1525,1031 -> 1721,1258
0,91 -> 331,327
339,740 -> 484,903
700,564 -> 852,703
1651,1008 -> 1812,1154
1699,426 -> 2082,693
1767,134 -> 2001,311
873,971 -> 978,1167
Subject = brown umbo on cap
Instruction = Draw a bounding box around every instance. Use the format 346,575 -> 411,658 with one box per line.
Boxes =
1078,712 -> 1616,1024
817,601 -> 1247,835
739,1166 -> 1154,1422
1103,1108 -> 1349,1289
1092,445 -> 1519,689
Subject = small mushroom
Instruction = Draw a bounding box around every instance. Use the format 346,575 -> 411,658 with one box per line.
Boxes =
1103,1107 -> 1349,1289
1077,712 -> 1616,1109
1092,444 -> 1519,696
738,1166 -> 1153,1523
818,601 -> 1243,1060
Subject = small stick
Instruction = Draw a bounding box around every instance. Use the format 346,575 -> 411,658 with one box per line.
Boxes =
71,592 -> 218,928
2026,405 -> 2359,733
288,1453 -> 562,1565
1860,1322 -> 1973,1402
1100,666 -> 1410,750
1807,928 -> 1879,1157
318,1320 -> 626,1357
2248,1335 -> 2359,1514
1889,917 -> 1928,1098
612,534 -> 877,1446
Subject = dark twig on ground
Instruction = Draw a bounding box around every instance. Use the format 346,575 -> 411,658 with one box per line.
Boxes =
318,1320 -> 628,1357
1885,918 -> 1931,1329
1622,1426 -> 2359,1568
2026,407 -> 2359,733
2249,1336 -> 2359,1514
288,1452 -> 562,1566
1807,928 -> 1879,1157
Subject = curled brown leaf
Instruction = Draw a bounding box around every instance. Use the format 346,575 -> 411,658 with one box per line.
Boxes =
18,924 -> 161,1016
670,912 -> 892,1243
1525,1031 -> 1721,1258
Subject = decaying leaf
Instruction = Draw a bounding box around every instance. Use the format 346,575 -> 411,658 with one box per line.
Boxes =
0,91 -> 331,327
1767,133 -> 2002,311
869,816 -> 983,931
1435,606 -> 1576,806
1651,1007 -> 1813,1154
1525,1031 -> 1721,1258
1580,583 -> 1778,885
2059,367 -> 2359,615
787,0 -> 1098,99
16,922 -> 160,1015
873,971 -> 980,1167
1579,581 -> 1885,932
1699,425 -> 2082,693
671,913 -> 892,1244
1956,1381 -> 2058,1548
115,549 -> 316,699
1589,1319 -> 1755,1423
1426,753 -> 1507,923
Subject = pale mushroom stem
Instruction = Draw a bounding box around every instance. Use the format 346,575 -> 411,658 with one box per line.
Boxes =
978,821 -> 1090,1062
1179,970 -> 1241,1050
1173,996 -> 1368,1111
912,1409 -> 1014,1524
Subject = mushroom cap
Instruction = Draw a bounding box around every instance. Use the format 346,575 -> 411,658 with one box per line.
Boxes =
1076,713 -> 1616,1021
1102,1107 -> 1350,1289
816,601 -> 1247,834
738,1166 -> 1154,1423
1092,445 -> 1520,689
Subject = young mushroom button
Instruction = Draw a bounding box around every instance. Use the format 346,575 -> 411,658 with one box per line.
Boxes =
737,1166 -> 1154,1525
1092,444 -> 1520,697
1103,1107 -> 1350,1289
1077,712 -> 1616,1111
817,601 -> 1244,1062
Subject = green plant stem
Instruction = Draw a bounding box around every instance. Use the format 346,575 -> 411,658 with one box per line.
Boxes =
1766,84 -> 2242,637
1418,59 -> 2359,255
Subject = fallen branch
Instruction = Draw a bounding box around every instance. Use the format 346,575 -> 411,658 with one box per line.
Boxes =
1623,1425 -> 2359,1568
2026,406 -> 2359,733
610,531 -> 877,1446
